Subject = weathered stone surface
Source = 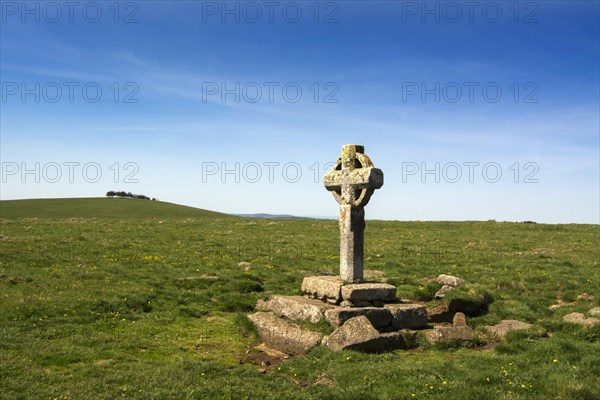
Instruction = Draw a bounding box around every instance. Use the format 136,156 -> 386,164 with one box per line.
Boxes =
563,312 -> 599,327
301,276 -> 344,301
324,144 -> 384,282
425,325 -> 476,343
384,303 -> 428,329
436,274 -> 466,287
338,205 -> 365,282
248,312 -> 323,355
589,307 -> 600,317
323,317 -> 414,353
324,316 -> 381,352
341,283 -> 396,302
485,320 -> 533,337
425,312 -> 475,343
324,307 -> 392,328
577,293 -> 595,301
435,284 -> 454,299
262,295 -> 334,324
453,312 -> 467,326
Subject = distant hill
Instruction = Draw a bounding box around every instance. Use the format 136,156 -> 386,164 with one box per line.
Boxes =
234,213 -> 308,219
0,198 -> 230,219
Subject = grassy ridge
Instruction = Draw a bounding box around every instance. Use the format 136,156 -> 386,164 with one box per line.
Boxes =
0,198 -> 229,219
0,199 -> 599,399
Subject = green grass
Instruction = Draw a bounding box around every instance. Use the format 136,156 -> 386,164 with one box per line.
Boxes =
0,197 -> 229,219
1,198 -> 599,399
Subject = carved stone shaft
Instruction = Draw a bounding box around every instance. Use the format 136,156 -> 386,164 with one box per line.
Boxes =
339,205 -> 365,281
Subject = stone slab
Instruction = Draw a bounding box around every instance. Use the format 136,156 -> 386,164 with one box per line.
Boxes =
563,312 -> 599,327
248,312 -> 323,355
425,325 -> 476,344
301,276 -> 344,301
485,320 -> 533,338
261,295 -> 334,324
324,307 -> 392,328
384,303 -> 428,329
341,283 -> 397,302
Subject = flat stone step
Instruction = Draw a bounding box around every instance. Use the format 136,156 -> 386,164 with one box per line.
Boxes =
341,283 -> 397,302
247,312 -> 323,356
260,295 -> 335,324
301,276 -> 344,301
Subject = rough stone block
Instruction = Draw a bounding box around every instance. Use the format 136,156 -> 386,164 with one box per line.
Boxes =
324,307 -> 392,328
341,283 -> 396,302
485,320 -> 533,338
384,303 -> 428,329
324,316 -> 381,352
453,312 -> 467,326
262,295 -> 334,324
301,276 -> 344,301
435,274 -> 466,287
248,312 -> 323,355
324,316 -> 412,353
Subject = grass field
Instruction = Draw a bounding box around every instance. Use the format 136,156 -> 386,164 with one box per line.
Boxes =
1,198 -> 599,399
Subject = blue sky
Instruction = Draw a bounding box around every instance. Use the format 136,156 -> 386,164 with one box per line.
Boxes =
1,1 -> 598,223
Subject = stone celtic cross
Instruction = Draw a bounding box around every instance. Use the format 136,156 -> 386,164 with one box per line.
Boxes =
324,144 -> 383,282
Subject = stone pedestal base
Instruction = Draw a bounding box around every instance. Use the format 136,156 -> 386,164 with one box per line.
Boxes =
248,275 -> 430,355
